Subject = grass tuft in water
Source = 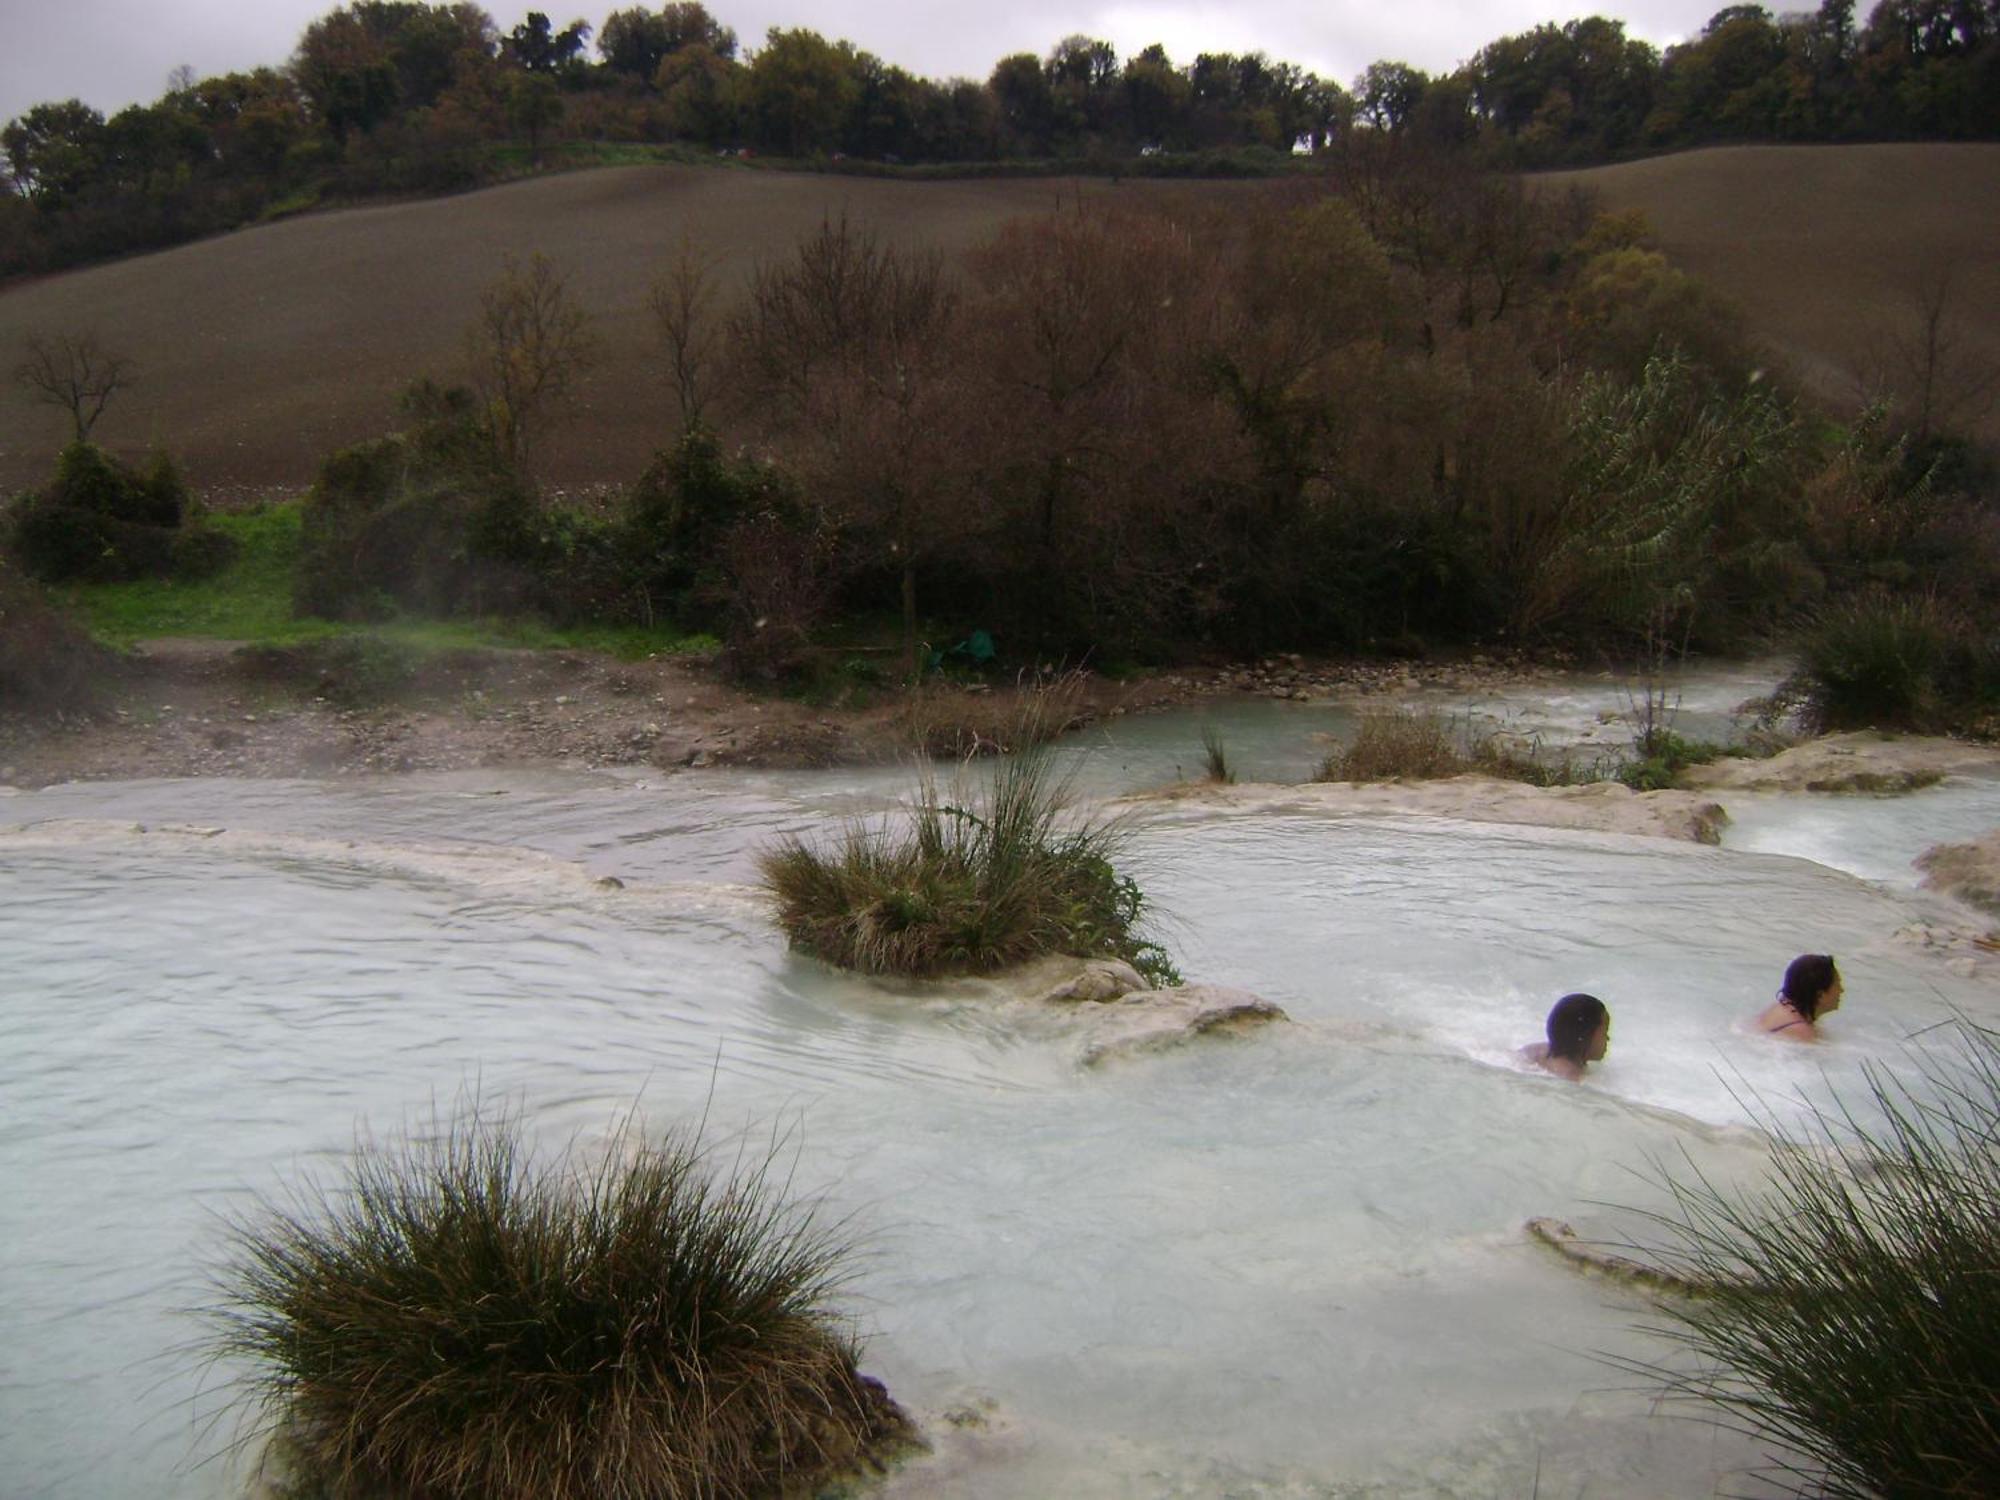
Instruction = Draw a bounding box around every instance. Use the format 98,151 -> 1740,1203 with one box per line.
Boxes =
1623,1020 -> 2000,1499
762,735 -> 1178,985
1198,724 -> 1236,784
205,1102 -> 910,1500
1318,709 -> 1614,787
1322,709 -> 1468,781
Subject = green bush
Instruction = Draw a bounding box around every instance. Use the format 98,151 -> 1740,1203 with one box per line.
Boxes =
1629,1021 -> 2000,1498
7,442 -> 234,585
1793,591 -> 1997,731
294,387 -> 538,621
1616,729 -> 1723,791
208,1103 -> 910,1500
620,431 -> 762,622
762,740 -> 1178,983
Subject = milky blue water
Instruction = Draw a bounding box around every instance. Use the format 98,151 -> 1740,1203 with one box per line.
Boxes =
3,672 -> 1994,1499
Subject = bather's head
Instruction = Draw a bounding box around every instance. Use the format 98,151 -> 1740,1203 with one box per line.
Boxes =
1545,993 -> 1610,1066
1781,954 -> 1841,1020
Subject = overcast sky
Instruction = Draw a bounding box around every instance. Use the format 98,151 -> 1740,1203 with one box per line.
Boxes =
4,0 -> 1737,131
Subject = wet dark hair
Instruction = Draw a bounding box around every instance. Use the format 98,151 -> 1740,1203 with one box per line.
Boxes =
1545,993 -> 1608,1063
1781,954 -> 1839,1019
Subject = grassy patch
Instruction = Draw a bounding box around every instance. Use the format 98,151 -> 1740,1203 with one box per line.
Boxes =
208,1101 -> 910,1500
59,504 -> 305,642
762,741 -> 1178,985
57,501 -> 715,659
1625,1021 -> 2000,1498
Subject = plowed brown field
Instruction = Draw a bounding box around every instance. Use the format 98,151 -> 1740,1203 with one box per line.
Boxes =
2,145 -> 1995,494
1542,143 -> 2000,440
0,168 -> 1263,492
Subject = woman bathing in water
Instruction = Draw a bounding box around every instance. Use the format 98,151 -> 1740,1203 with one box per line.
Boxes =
1755,953 -> 1842,1040
1521,993 -> 1610,1081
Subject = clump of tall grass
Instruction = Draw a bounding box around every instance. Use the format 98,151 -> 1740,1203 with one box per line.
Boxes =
762,744 -> 1177,985
1318,709 -> 1570,785
896,667 -> 1089,760
1198,724 -> 1236,783
1626,1021 -> 2000,1499
1320,709 -> 1467,781
206,1104 -> 910,1500
1792,590 -> 1997,733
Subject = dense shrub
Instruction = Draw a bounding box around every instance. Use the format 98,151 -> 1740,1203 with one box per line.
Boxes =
1630,1021 -> 2000,1499
620,430 -> 793,630
1792,591 -> 1998,732
0,559 -> 115,713
294,385 -> 539,620
209,1103 -> 909,1500
762,739 -> 1177,983
7,443 -> 234,585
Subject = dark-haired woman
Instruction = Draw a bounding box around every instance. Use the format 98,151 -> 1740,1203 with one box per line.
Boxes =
1521,993 -> 1610,1081
1755,953 -> 1842,1041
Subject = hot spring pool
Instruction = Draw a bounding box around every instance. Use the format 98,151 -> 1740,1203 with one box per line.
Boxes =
3,681 -> 1996,1499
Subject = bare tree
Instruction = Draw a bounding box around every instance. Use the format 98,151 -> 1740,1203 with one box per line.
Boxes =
14,333 -> 133,442
1861,259 -> 2000,443
467,251 -> 595,471
733,215 -> 964,680
649,235 -> 721,433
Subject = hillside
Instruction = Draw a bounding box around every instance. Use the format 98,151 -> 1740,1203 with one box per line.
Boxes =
1544,143 -> 2000,443
0,167 -> 1265,494
2,145 -> 1996,496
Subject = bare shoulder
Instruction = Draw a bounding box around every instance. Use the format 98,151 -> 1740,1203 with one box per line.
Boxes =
1754,1001 -> 1816,1040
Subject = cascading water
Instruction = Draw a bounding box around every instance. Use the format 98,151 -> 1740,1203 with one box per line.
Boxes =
3,668 -> 1995,1499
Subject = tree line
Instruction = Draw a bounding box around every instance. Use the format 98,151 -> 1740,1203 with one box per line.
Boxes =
231,166 -> 2000,684
3,0 -> 1999,279
9,147 -> 1996,727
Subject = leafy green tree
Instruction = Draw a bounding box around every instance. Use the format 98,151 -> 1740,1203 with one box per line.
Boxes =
656,44 -> 740,143
505,12 -> 590,72
1354,61 -> 1429,131
190,70 -> 310,174
291,10 -> 401,141
600,3 -> 734,82
989,53 -> 1056,152
745,29 -> 857,155
1,101 -> 107,205
1122,45 -> 1190,146
507,73 -> 563,160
